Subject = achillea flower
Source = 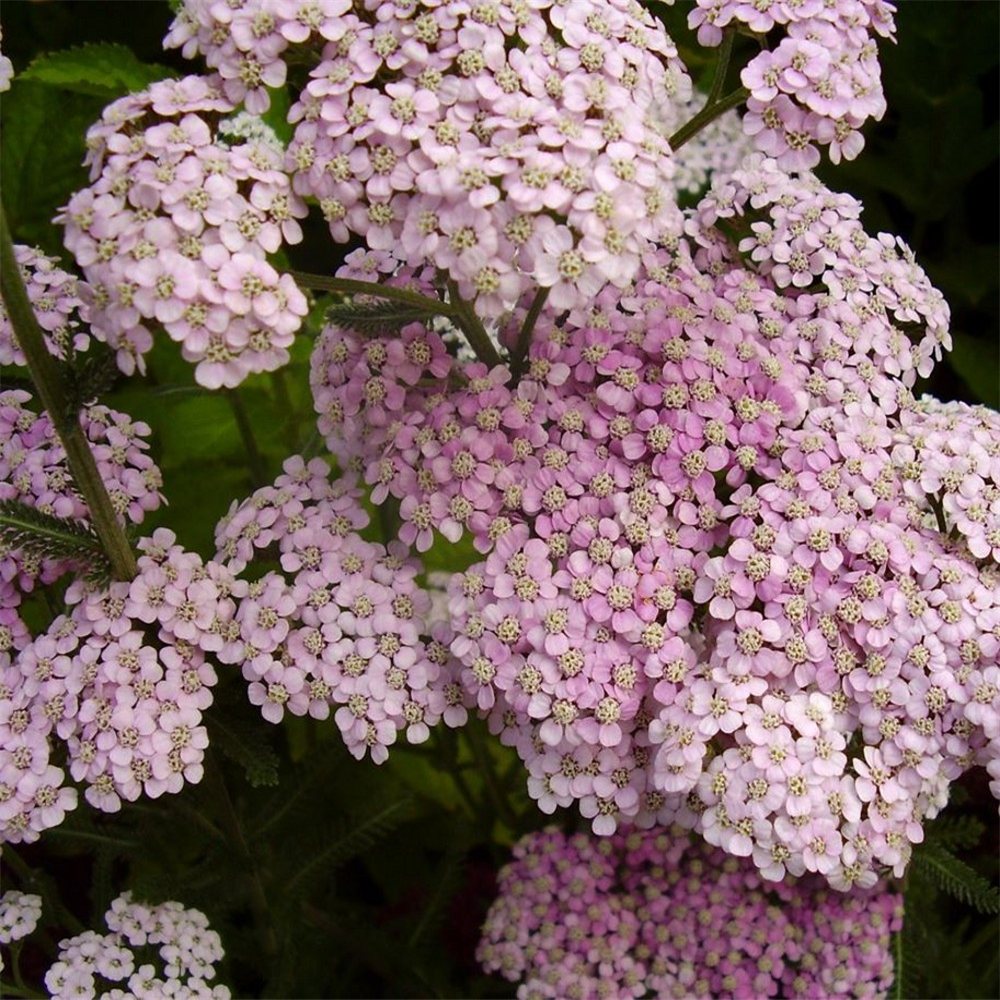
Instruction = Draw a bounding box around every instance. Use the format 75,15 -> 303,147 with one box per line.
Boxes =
479,826 -> 902,1000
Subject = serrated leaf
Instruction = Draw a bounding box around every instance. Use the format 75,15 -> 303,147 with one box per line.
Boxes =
20,43 -> 175,98
63,344 -> 121,411
0,498 -> 108,566
207,713 -> 280,788
891,915 -> 925,1000
253,741 -> 345,837
326,299 -> 446,337
924,814 -> 986,853
406,848 -> 465,951
302,901 -> 438,996
0,81 -> 102,254
913,842 -> 1000,914
284,795 -> 415,900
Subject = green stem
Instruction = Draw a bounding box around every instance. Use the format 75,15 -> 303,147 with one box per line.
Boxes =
225,389 -> 268,488
510,287 -> 549,384
288,270 -> 457,316
0,205 -> 137,581
269,367 -> 301,452
669,86 -> 749,152
446,280 -> 503,368
464,721 -> 518,832
706,27 -> 737,106
203,754 -> 278,960
429,730 -> 480,821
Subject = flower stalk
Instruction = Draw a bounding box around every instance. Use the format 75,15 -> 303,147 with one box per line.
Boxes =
0,204 -> 137,581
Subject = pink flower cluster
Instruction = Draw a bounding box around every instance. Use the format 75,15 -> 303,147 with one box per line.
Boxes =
0,389 -> 163,592
60,74 -> 308,387
213,456 -> 466,762
310,153 -> 1000,887
165,0 -> 355,113
692,0 -> 896,167
0,245 -> 91,366
478,825 -> 902,1000
1,530 -> 238,842
171,0 -> 693,319
44,891 -> 229,1000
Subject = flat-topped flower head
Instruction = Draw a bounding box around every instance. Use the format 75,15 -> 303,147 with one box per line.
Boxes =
213,456 -> 464,761
0,246 -> 91,366
692,0 -> 896,166
479,825 -> 902,999
43,891 -> 230,1000
282,0 -> 691,319
59,75 -> 308,386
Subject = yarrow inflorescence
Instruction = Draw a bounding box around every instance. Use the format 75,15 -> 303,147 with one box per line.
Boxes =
213,455 -> 467,762
59,74 -> 308,386
478,825 -> 903,1000
41,891 -> 230,1000
0,889 -> 43,969
0,389 -> 164,592
692,0 -> 897,167
1,530 -> 239,841
0,245 -> 91,366
165,0 -> 693,320
12,0 -> 993,899
308,147 -> 1000,890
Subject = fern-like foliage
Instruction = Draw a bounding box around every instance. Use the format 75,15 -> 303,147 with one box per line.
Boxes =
62,344 -> 120,413
0,497 -> 108,573
326,298 -> 447,337
406,848 -> 466,952
890,903 -> 926,1000
207,712 -> 280,788
924,813 -> 986,852
913,842 -> 1000,914
283,793 -> 415,902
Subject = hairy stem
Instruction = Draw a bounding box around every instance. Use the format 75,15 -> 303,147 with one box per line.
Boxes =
510,287 -> 550,384
669,86 -> 749,152
446,280 -> 503,368
0,205 -> 137,581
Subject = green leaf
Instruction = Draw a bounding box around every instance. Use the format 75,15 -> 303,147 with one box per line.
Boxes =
913,842 -> 1000,914
0,81 -> 102,253
284,794 -> 415,900
207,713 -> 280,788
0,498 -> 108,567
326,298 -> 448,337
19,43 -> 174,98
406,848 -> 465,951
924,814 -> 986,853
63,344 -> 122,412
302,901 -> 440,997
891,910 -> 925,1000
